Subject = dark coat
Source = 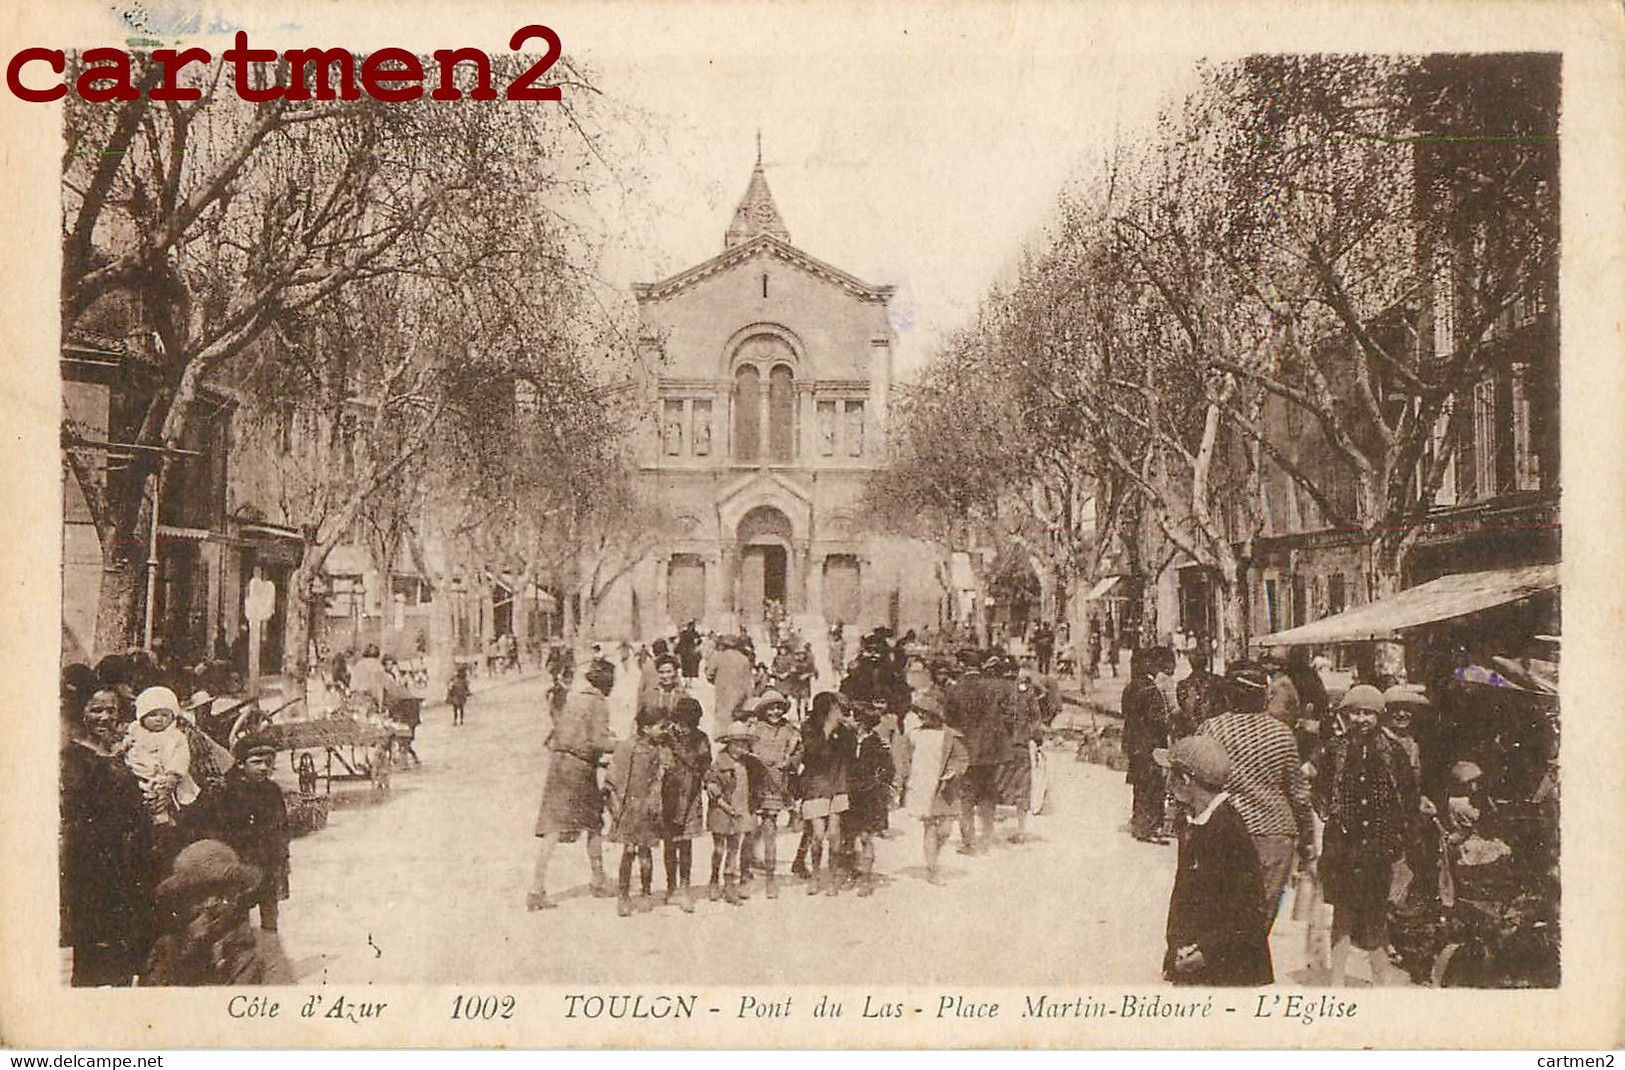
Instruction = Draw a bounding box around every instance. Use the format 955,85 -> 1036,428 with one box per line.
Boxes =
945,673 -> 1014,767
1163,800 -> 1274,986
1122,676 -> 1170,783
605,734 -> 667,847
59,742 -> 156,961
659,727 -> 711,840
799,720 -> 857,801
846,731 -> 895,835
217,770 -> 290,900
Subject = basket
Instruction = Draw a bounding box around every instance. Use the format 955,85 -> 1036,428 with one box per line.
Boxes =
286,791 -> 331,837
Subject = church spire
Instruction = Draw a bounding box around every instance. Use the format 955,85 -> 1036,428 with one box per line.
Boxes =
724,141 -> 790,249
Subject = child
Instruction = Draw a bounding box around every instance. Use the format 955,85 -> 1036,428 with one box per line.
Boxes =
705,721 -> 759,905
798,691 -> 856,896
660,696 -> 711,913
218,735 -> 290,932
124,687 -> 201,835
1155,735 -> 1274,985
604,707 -> 668,917
141,840 -> 269,986
749,690 -> 802,899
902,693 -> 969,885
846,703 -> 895,896
446,665 -> 471,727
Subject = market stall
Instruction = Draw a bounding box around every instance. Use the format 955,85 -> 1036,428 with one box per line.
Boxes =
1254,563 -> 1561,988
258,695 -> 414,794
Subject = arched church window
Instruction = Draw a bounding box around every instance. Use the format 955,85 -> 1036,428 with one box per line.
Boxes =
768,364 -> 795,462
734,365 -> 761,461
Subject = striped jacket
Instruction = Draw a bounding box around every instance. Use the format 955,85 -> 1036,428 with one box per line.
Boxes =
1200,711 -> 1315,846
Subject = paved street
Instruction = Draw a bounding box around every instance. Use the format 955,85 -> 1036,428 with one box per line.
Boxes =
271,673 -> 1357,987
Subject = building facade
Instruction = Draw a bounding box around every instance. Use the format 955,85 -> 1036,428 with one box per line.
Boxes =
592,156 -> 940,640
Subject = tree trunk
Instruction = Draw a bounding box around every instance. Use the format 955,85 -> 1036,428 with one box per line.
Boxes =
562,584 -> 577,642
1217,578 -> 1250,670
281,560 -> 322,679
92,546 -> 143,657
1138,567 -> 1159,648
1366,536 -> 1408,681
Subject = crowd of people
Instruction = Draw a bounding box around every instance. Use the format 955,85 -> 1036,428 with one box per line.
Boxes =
1119,641 -> 1540,987
525,626 -> 1060,915
59,655 -> 293,986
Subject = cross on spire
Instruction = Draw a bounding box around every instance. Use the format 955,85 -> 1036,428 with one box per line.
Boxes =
724,135 -> 790,249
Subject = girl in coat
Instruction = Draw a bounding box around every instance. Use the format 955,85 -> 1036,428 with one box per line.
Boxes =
659,696 -> 711,913
605,707 -> 668,917
902,692 -> 969,885
704,722 -> 759,905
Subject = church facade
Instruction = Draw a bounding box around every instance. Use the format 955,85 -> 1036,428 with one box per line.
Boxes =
593,157 -> 942,641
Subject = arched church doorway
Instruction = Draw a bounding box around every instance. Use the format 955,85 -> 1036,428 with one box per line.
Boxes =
736,505 -> 794,621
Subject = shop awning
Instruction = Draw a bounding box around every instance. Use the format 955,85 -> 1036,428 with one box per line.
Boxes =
1083,575 -> 1123,601
1254,563 -> 1559,647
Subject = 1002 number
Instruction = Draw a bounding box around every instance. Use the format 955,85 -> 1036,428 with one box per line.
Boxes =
451,994 -> 516,1020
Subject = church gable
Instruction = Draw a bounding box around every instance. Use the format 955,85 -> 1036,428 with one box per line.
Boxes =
633,234 -> 891,307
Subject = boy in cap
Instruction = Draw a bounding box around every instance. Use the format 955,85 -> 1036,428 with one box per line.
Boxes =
1156,735 -> 1274,986
218,735 -> 291,932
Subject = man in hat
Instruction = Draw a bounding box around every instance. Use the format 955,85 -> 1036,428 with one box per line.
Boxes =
1312,684 -> 1417,986
943,651 -> 1012,854
1199,663 -> 1316,929
1122,647 -> 1176,843
1156,736 -> 1274,986
217,734 -> 291,932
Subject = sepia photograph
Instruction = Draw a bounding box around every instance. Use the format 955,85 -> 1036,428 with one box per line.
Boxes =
7,0 -> 1624,1052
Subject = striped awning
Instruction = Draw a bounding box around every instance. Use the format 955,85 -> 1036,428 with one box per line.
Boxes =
1255,563 -> 1558,646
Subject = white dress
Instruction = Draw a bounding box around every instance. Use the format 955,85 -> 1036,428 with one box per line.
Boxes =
902,727 -> 948,822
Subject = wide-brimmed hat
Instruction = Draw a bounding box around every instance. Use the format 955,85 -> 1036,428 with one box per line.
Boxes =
1153,735 -> 1232,791
654,654 -> 680,670
912,692 -> 944,719
134,686 -> 181,720
717,720 -> 756,745
756,689 -> 789,711
1339,684 -> 1387,713
155,840 -> 262,904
